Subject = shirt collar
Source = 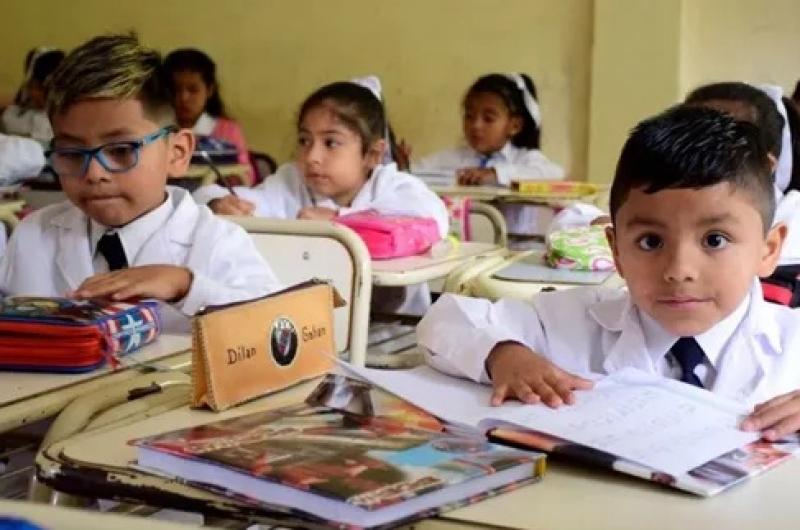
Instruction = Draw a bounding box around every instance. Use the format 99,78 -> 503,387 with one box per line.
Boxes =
90,193 -> 173,264
193,112 -> 216,136
467,141 -> 514,165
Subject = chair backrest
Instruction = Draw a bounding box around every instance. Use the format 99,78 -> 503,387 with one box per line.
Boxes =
226,217 -> 372,366
468,201 -> 508,246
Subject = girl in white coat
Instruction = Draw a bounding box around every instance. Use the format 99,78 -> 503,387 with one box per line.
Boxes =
407,73 -> 564,239
194,78 -> 448,314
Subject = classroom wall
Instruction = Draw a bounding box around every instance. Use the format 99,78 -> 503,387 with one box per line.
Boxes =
680,0 -> 800,99
0,0 -> 594,178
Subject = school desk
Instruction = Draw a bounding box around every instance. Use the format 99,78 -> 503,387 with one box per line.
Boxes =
452,249 -> 624,301
0,199 -> 24,231
0,499 -> 218,530
0,334 -> 191,435
35,376 -> 800,530
183,163 -> 251,186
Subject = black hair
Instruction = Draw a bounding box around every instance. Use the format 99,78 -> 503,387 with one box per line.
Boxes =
13,48 -> 65,106
465,73 -> 540,149
610,105 -> 774,233
685,82 -> 783,159
792,80 -> 800,104
164,48 -> 228,118
298,81 -> 386,156
782,96 -> 800,193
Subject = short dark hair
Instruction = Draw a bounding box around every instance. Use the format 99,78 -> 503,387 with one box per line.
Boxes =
298,81 -> 386,155
164,48 -> 228,119
610,105 -> 774,232
465,73 -> 541,149
685,81 -> 783,159
47,33 -> 174,125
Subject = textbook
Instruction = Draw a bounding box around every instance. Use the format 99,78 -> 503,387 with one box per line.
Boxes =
343,364 -> 793,495
0,297 -> 160,372
132,374 -> 544,529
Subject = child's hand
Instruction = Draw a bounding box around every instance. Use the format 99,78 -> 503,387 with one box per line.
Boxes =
741,390 -> 800,441
72,265 -> 193,303
396,139 -> 412,171
457,168 -> 498,186
486,341 -> 594,407
208,196 -> 255,216
297,207 -> 338,221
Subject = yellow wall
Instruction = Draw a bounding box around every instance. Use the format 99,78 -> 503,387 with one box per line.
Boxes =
0,0 -> 593,177
681,0 -> 800,98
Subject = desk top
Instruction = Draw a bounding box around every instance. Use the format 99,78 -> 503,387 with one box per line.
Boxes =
0,499 -> 213,530
39,377 -> 800,530
371,241 -> 504,286
0,334 -> 191,433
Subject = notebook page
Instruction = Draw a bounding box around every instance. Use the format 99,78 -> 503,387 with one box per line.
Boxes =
343,364 -> 759,476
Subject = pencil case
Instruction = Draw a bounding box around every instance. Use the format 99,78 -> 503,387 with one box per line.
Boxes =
334,211 -> 441,259
0,297 -> 161,373
546,225 -> 616,271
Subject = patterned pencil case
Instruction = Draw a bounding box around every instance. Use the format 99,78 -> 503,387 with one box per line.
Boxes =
0,297 -> 161,372
546,225 -> 616,271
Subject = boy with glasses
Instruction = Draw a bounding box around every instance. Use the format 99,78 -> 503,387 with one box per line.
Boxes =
0,34 -> 282,332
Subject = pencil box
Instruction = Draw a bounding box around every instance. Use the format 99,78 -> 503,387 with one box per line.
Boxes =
191,135 -> 239,165
334,211 -> 441,259
546,225 -> 616,271
0,297 -> 161,373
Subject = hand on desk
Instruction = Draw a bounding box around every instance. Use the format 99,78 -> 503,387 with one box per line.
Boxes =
742,390 -> 800,441
457,167 -> 498,186
486,341 -> 594,408
71,265 -> 193,303
297,206 -> 338,221
208,196 -> 255,216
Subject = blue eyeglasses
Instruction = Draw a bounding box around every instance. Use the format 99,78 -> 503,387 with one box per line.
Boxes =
46,126 -> 177,178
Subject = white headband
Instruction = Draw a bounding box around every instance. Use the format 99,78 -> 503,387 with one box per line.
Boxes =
757,84 -> 793,193
506,73 -> 541,127
350,75 -> 393,164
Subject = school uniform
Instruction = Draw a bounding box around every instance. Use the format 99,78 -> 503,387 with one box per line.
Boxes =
0,186 -> 282,333
418,280 -> 800,406
193,112 -> 253,182
413,142 -> 564,237
0,133 -> 45,184
1,105 -> 52,143
194,162 -> 449,314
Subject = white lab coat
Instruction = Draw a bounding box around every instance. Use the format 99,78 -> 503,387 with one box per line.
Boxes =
194,162 -> 450,315
0,133 -> 45,185
418,281 -> 800,407
413,142 -> 564,237
0,186 -> 282,332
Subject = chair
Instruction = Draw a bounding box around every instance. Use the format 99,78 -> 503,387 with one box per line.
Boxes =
248,150 -> 277,184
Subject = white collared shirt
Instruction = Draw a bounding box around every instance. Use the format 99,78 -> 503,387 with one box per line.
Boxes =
638,294 -> 749,388
412,141 -> 564,186
418,280 -> 800,406
89,194 -> 173,274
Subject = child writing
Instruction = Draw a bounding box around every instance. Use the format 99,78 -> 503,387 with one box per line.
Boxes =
163,48 -> 253,180
0,34 -> 282,332
419,105 -> 800,442
193,77 -> 448,314
408,73 -> 564,237
1,47 -> 65,143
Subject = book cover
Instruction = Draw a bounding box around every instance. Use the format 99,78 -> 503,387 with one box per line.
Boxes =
491,428 -> 800,497
0,297 -> 161,372
132,375 -> 544,528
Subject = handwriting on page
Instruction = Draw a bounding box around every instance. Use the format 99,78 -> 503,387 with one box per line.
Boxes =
501,374 -> 758,476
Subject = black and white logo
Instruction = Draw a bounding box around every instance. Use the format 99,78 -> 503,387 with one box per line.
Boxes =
270,316 -> 298,367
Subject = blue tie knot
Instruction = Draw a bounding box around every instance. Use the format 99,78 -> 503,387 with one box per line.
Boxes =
671,337 -> 706,388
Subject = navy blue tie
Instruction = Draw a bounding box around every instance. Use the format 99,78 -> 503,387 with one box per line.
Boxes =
671,337 -> 706,388
97,232 -> 128,271
478,154 -> 492,168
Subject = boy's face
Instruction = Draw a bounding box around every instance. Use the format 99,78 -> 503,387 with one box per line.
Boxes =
607,183 -> 785,336
463,92 -> 522,156
51,98 -> 193,227
296,104 -> 383,207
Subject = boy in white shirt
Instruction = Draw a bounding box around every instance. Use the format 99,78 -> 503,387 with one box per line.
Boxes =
419,105 -> 800,442
0,34 -> 282,332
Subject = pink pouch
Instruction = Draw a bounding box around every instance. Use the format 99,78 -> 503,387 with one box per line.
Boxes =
334,211 -> 441,259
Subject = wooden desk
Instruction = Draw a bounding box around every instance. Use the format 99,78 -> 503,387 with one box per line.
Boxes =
466,250 -> 624,301
0,334 -> 191,434
36,376 -> 800,530
0,499 -> 213,529
371,241 -> 506,287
